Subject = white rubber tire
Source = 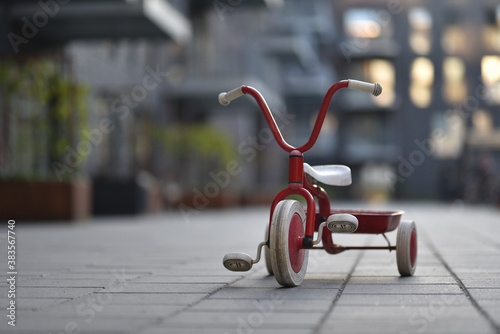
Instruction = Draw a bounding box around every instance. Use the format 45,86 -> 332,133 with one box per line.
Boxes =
270,200 -> 308,287
396,220 -> 417,276
264,225 -> 273,275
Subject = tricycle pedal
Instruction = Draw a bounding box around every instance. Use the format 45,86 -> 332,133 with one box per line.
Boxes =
223,252 -> 253,271
327,213 -> 358,233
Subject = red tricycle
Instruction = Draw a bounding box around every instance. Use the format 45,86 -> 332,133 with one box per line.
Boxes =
219,80 -> 417,287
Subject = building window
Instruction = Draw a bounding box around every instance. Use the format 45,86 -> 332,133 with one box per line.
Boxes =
481,55 -> 500,104
410,57 -> 434,108
366,59 -> 395,107
343,8 -> 393,39
441,11 -> 467,55
430,112 -> 466,159
443,57 -> 467,104
408,7 -> 432,55
473,109 -> 494,134
483,6 -> 500,52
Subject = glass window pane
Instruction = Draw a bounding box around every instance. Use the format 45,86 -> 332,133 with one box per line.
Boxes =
343,8 -> 393,39
481,55 -> 500,104
443,57 -> 467,104
410,57 -> 434,108
409,8 -> 432,55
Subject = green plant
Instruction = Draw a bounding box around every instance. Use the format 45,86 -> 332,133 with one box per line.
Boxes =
0,57 -> 88,181
152,122 -> 237,187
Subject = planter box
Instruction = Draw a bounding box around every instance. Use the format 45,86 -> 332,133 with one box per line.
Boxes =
0,179 -> 92,221
93,178 -> 162,215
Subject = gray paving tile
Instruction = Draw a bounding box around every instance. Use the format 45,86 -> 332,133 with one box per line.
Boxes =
349,275 -> 456,285
37,303 -> 184,319
17,287 -> 101,298
342,283 -> 463,295
210,287 -> 340,300
92,293 -> 206,305
163,310 -> 323,328
138,328 -> 310,334
0,297 -> 70,311
100,283 -> 226,294
133,275 -> 242,284
190,298 -> 332,312
319,318 -> 494,334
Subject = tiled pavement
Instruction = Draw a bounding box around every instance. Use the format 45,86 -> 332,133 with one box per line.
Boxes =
0,202 -> 499,333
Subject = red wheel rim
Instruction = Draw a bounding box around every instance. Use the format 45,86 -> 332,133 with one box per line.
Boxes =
410,229 -> 417,267
288,213 -> 305,273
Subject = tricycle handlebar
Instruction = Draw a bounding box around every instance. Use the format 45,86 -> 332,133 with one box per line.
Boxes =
218,86 -> 244,106
347,79 -> 382,96
218,80 -> 382,153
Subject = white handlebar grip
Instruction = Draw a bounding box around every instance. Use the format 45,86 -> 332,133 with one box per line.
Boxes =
219,86 -> 244,106
348,79 -> 382,96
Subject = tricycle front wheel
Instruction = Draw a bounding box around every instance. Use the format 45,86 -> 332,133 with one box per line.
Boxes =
270,200 -> 308,287
264,225 -> 273,275
396,220 -> 417,276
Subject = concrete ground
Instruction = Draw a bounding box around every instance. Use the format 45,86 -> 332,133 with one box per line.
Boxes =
1,201 -> 499,334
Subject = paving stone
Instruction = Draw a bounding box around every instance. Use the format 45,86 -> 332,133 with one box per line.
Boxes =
335,293 -> 469,307
163,310 -> 323,328
16,287 -> 100,299
37,303 -> 184,319
100,283 -> 226,294
89,293 -> 206,306
210,287 -> 340,300
0,297 -> 70,311
342,283 -> 463,295
133,275 -> 242,284
138,327 -> 310,334
189,298 -> 332,312
348,276 -> 456,285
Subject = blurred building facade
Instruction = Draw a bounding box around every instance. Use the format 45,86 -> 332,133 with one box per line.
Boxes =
1,0 -> 500,214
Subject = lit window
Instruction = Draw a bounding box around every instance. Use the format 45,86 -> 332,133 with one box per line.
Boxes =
442,26 -> 467,55
343,9 -> 393,39
409,8 -> 432,55
483,6 -> 500,52
410,57 -> 434,108
367,59 -> 395,107
443,57 -> 467,104
481,55 -> 500,104
473,109 -> 494,133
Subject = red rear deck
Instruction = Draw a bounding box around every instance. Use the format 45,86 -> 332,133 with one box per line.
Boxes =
330,210 -> 404,234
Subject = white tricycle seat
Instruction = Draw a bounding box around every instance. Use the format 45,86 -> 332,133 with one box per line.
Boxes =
303,163 -> 352,186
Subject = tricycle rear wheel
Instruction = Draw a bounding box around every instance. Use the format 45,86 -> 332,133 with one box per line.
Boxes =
396,220 -> 417,276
